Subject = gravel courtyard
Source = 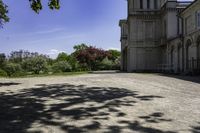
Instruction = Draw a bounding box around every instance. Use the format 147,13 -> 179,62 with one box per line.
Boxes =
0,72 -> 200,133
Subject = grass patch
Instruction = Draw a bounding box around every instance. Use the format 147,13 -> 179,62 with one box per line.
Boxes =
0,71 -> 89,78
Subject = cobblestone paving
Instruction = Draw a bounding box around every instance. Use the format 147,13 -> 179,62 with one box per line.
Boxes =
0,72 -> 200,133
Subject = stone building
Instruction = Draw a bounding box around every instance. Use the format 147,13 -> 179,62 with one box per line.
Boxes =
120,0 -> 200,74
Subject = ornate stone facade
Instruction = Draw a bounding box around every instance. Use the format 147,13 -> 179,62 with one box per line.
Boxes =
120,0 -> 200,74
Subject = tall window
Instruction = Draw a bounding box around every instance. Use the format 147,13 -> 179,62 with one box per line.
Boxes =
196,11 -> 200,29
140,0 -> 143,9
147,0 -> 150,9
154,0 -> 158,9
164,20 -> 167,37
186,15 -> 192,34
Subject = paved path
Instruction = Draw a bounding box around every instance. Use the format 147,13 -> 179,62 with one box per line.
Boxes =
0,73 -> 200,133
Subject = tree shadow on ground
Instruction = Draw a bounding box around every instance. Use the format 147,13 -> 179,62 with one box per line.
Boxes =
0,82 -> 21,87
191,122 -> 200,133
0,83 -> 177,133
139,112 -> 172,123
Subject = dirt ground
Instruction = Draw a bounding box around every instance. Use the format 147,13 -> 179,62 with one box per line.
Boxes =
0,72 -> 200,133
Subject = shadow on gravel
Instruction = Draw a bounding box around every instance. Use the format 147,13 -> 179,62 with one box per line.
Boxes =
191,122 -> 200,133
0,82 -> 21,87
89,70 -> 121,74
0,83 -> 176,133
157,74 -> 200,84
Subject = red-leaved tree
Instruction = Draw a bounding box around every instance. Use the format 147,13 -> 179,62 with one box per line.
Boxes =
75,46 -> 111,70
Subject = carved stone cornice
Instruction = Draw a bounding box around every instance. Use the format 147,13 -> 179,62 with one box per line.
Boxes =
128,14 -> 161,19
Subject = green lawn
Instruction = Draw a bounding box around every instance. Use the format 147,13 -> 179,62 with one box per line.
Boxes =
0,71 -> 89,78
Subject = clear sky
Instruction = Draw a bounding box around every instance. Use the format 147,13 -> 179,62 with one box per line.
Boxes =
0,0 -> 193,58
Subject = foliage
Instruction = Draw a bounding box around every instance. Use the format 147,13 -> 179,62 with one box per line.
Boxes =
56,52 -> 69,61
108,49 -> 121,62
72,43 -> 90,58
0,68 -> 7,77
52,61 -> 72,73
22,56 -> 48,74
112,57 -> 121,70
0,46 -> 121,77
75,46 -> 110,70
0,0 -> 9,26
4,63 -> 24,77
99,57 -> 114,70
67,55 -> 80,71
0,0 -> 60,26
0,53 -> 6,68
9,50 -> 43,63
73,43 -> 89,52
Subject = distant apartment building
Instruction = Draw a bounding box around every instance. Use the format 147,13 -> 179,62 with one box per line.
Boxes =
120,0 -> 200,74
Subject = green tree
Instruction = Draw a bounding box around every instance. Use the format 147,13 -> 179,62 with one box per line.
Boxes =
52,61 -> 72,73
0,53 -> 6,68
108,49 -> 121,62
22,56 -> 48,74
73,43 -> 89,52
0,0 -> 60,26
0,0 -> 9,26
0,68 -> 7,77
4,63 -> 23,77
56,52 -> 69,61
72,44 -> 89,60
100,57 -> 114,70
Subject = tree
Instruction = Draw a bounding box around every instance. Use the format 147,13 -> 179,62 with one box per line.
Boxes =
100,57 -> 114,70
73,43 -> 89,52
0,53 -> 6,68
22,56 -> 48,74
52,61 -> 72,73
0,0 -> 60,26
72,43 -> 89,57
75,46 -> 110,70
108,49 -> 121,62
56,52 -> 69,62
4,63 -> 23,77
0,0 -> 9,26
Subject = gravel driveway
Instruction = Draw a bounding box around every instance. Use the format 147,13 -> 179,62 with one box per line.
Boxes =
0,72 -> 200,133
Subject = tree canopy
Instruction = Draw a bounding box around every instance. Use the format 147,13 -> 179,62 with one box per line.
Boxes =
0,0 -> 60,26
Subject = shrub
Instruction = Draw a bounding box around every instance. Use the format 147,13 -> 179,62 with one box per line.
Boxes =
0,53 -> 6,67
4,63 -> 24,77
112,58 -> 121,70
52,61 -> 72,73
22,56 -> 48,74
67,56 -> 81,71
0,69 -> 7,77
99,57 -> 114,70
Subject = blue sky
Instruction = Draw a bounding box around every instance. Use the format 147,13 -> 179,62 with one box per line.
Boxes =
0,0 -> 127,58
0,0 -> 193,58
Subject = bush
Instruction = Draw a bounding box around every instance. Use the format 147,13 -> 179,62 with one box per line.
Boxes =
0,69 -> 7,77
22,56 -> 48,74
52,61 -> 72,73
67,56 -> 82,71
99,57 -> 114,70
4,63 -> 24,77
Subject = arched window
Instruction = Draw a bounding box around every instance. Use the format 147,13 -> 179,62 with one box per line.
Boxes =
197,36 -> 200,59
140,0 -> 143,9
147,0 -> 150,9
177,43 -> 182,72
154,0 -> 158,9
186,39 -> 192,69
171,46 -> 174,68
